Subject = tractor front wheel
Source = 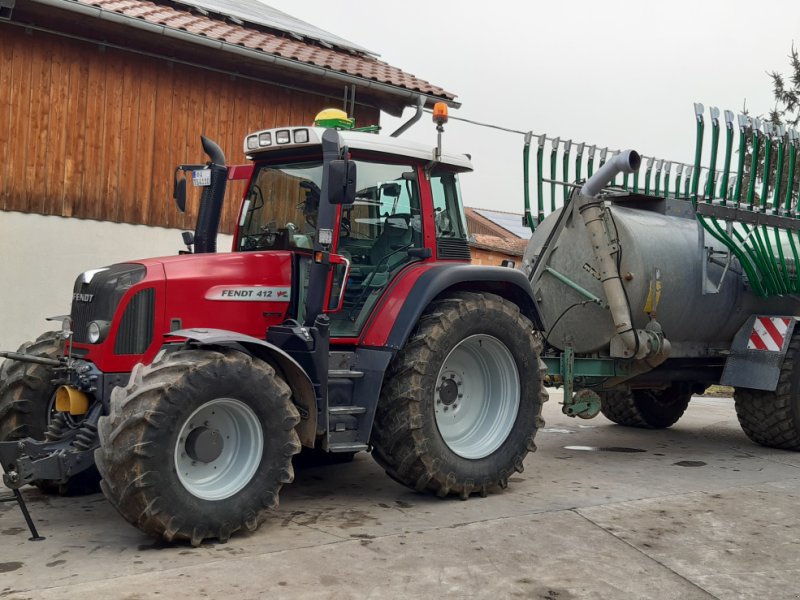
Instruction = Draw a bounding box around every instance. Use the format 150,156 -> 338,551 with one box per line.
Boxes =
95,348 -> 301,546
371,292 -> 547,499
0,331 -> 61,441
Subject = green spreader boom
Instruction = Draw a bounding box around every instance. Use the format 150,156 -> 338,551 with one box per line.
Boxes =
522,103 -> 800,297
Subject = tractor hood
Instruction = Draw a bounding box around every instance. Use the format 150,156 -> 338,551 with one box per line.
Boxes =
143,251 -> 295,339
68,251 -> 296,373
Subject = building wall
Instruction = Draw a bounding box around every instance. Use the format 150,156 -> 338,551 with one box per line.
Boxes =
0,211 -> 233,351
469,247 -> 521,266
0,23 -> 381,351
0,24 -> 380,234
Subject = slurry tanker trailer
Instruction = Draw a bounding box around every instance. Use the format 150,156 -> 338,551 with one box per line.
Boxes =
523,104 -> 800,448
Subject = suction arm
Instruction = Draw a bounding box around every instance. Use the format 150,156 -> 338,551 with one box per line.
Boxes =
580,150 -> 641,197
576,148 -> 669,364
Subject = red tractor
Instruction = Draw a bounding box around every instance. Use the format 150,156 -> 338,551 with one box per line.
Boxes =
0,107 -> 547,545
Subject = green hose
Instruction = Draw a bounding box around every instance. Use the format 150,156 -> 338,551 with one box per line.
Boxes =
523,132 -> 535,231
691,104 -> 704,207
733,116 -> 748,205
654,160 -> 662,196
773,126 -> 786,215
720,111 -> 734,204
562,140 -> 572,203
760,126 -> 772,212
537,135 -> 545,223
550,138 -> 559,213
706,108 -> 720,202
785,132 -> 797,214
746,124 -> 760,210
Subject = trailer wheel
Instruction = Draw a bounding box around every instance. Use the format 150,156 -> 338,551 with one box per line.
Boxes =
600,386 -> 691,429
95,348 -> 301,546
735,331 -> 800,450
370,292 -> 547,499
0,331 -> 61,441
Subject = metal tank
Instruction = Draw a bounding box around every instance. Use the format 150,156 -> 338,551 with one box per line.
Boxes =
522,154 -> 798,358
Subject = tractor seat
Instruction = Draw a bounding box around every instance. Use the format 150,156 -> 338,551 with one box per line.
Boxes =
368,214 -> 412,269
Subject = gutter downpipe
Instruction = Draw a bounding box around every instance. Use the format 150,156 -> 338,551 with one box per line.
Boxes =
577,150 -> 671,368
28,0 -> 461,109
390,95 -> 424,137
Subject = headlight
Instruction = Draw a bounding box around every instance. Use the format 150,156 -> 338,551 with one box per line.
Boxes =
87,320 -> 110,344
61,317 -> 73,340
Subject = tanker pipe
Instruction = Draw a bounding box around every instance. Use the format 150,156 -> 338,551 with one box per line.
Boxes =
581,150 -> 641,197
577,149 -> 668,365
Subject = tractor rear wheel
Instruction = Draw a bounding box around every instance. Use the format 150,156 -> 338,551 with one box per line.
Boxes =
370,292 -> 547,499
735,330 -> 800,450
599,386 -> 691,429
95,348 -> 301,546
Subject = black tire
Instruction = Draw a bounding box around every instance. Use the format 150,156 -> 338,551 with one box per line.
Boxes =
370,292 -> 547,499
735,330 -> 800,450
600,385 -> 691,429
95,348 -> 301,546
0,331 -> 61,441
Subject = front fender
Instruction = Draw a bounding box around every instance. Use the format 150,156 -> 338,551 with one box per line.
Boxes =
360,264 -> 541,350
169,328 -> 316,447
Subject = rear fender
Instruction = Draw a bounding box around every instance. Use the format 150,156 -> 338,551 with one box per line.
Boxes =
720,316 -> 798,391
169,328 -> 316,446
361,264 -> 542,350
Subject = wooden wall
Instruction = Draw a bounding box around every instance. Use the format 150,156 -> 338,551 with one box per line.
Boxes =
0,25 -> 380,234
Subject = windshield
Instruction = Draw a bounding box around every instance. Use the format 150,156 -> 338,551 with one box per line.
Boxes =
238,161 -> 324,251
237,159 -> 422,253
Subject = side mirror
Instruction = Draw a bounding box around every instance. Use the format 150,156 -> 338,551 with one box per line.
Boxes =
173,174 -> 187,213
327,159 -> 356,205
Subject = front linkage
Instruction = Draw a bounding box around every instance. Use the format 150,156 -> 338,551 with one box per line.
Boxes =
0,342 -> 105,491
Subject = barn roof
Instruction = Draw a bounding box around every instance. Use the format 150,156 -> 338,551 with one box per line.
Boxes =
26,0 -> 458,110
464,207 -> 532,240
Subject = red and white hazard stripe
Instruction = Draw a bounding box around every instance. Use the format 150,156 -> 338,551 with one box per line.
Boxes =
748,317 -> 792,351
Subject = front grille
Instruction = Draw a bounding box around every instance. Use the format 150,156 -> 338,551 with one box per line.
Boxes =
70,264 -> 146,343
437,238 -> 472,260
114,288 -> 155,355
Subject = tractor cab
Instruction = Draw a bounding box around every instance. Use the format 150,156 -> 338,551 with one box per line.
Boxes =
235,119 -> 472,338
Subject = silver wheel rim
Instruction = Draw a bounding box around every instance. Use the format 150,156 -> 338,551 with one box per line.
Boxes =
434,334 -> 520,459
175,398 -> 263,501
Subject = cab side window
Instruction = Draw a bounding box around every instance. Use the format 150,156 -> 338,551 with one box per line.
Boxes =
431,171 -> 467,240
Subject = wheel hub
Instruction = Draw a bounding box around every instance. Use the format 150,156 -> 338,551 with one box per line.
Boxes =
437,374 -> 461,407
174,397 -> 264,501
185,426 -> 224,463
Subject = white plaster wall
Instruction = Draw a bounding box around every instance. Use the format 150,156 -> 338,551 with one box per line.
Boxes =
0,211 -> 233,351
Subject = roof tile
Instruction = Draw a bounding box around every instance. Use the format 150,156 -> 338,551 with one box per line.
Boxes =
78,0 -> 455,100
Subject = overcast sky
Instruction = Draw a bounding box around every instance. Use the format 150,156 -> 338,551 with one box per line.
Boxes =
264,0 -> 799,214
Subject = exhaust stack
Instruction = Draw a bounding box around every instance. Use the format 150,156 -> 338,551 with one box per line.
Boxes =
193,136 -> 227,254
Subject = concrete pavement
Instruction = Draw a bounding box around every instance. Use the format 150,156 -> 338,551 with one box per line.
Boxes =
1,394 -> 799,599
